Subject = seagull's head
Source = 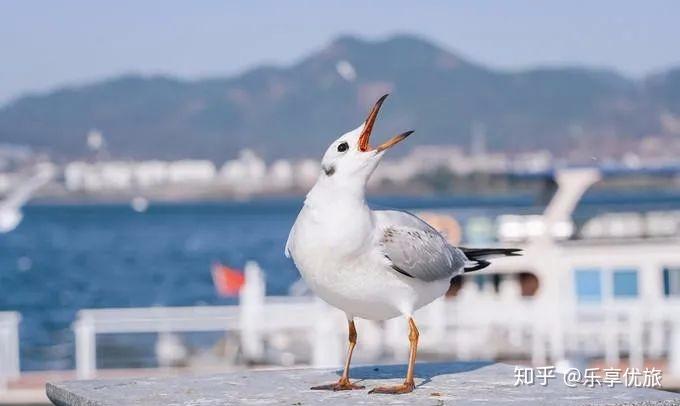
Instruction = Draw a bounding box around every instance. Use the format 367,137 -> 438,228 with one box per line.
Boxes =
319,94 -> 413,187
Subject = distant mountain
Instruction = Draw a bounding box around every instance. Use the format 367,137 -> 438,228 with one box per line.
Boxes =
1,34 -> 679,161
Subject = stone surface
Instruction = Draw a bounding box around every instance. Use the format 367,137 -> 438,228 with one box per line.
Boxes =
47,362 -> 680,405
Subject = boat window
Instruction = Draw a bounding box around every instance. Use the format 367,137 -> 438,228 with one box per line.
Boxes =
612,269 -> 639,298
663,267 -> 680,297
574,269 -> 602,302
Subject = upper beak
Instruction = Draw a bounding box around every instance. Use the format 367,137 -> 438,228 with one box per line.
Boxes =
358,94 -> 414,152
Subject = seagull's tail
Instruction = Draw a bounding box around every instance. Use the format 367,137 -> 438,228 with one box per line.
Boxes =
460,247 -> 522,273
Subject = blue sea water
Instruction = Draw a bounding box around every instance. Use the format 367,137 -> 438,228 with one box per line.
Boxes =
2,192 -> 680,371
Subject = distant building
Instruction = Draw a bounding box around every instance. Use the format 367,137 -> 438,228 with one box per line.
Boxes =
268,160 -> 294,190
65,160 -> 216,192
372,145 -> 467,185
133,161 -> 169,189
167,160 -> 216,184
64,161 -> 87,191
220,149 -> 267,193
66,161 -> 135,191
510,150 -> 553,173
371,160 -> 417,186
406,145 -> 468,173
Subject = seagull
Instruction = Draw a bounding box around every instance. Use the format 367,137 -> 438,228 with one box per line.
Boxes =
0,164 -> 54,233
285,94 -> 521,394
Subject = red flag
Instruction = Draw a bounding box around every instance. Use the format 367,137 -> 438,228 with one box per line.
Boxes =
211,263 -> 245,296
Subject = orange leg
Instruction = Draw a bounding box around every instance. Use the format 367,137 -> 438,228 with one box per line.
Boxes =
369,317 -> 418,394
310,319 -> 365,391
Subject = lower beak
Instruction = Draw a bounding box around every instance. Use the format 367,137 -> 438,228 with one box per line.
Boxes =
375,130 -> 414,152
358,94 -> 414,152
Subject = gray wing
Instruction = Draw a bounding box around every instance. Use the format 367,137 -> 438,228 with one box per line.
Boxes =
373,209 -> 468,282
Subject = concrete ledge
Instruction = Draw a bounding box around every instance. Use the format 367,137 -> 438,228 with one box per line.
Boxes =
46,362 -> 680,405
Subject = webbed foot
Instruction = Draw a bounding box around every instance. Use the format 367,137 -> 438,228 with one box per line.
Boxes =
310,378 -> 365,391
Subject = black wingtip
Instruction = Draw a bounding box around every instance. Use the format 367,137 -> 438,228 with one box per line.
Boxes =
464,260 -> 491,273
506,248 -> 523,257
460,247 -> 523,259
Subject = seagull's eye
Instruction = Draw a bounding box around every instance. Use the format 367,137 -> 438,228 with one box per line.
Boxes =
337,142 -> 349,153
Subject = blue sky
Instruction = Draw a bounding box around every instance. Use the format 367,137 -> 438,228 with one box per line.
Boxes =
1,0 -> 679,105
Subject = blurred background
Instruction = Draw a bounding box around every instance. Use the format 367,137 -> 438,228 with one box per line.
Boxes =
2,0 -> 680,403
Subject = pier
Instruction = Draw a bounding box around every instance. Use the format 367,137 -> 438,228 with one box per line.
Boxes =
46,362 -> 680,405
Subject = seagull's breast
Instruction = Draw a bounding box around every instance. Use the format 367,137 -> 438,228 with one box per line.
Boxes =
288,207 -> 449,320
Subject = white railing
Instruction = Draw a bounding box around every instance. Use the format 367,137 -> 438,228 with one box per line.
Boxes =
72,281 -> 680,380
70,257 -> 680,380
72,297 -> 324,378
0,311 -> 20,392
72,262 -> 325,378
74,305 -> 242,378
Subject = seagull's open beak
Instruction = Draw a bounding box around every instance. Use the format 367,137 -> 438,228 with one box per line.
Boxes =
375,130 -> 414,152
358,94 -> 414,153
